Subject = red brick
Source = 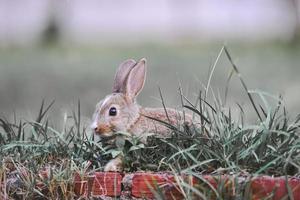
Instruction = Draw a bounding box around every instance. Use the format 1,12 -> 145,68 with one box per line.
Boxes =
131,172 -> 196,199
91,172 -> 122,197
251,176 -> 300,200
74,180 -> 88,196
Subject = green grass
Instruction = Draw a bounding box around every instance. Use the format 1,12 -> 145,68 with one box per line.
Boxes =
0,46 -> 300,199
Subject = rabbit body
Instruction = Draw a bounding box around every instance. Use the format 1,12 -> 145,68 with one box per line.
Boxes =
91,58 -> 193,171
131,107 -> 191,138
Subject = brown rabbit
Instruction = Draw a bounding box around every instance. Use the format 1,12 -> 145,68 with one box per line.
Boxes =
91,58 -> 193,171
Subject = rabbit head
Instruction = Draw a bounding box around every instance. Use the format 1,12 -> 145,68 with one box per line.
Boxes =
91,58 -> 146,137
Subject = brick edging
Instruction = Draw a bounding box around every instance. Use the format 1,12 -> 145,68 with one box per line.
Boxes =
73,172 -> 300,199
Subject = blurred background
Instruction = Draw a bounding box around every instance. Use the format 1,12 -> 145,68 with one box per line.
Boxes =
0,0 -> 299,126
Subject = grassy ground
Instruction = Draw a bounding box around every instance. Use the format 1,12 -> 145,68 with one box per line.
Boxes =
0,45 -> 299,199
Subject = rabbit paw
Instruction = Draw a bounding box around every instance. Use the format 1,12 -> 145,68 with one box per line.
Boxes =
104,156 -> 123,172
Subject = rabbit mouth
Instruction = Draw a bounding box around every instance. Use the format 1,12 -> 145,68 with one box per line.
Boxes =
95,125 -> 118,144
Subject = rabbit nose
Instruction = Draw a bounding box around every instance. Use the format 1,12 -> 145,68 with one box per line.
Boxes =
94,126 -> 100,133
94,127 -> 101,134
94,124 -> 112,134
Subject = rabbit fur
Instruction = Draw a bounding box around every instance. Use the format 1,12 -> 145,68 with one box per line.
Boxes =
91,58 -> 194,171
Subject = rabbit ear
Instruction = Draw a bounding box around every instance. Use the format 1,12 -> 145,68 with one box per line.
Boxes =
125,58 -> 146,101
112,59 -> 137,93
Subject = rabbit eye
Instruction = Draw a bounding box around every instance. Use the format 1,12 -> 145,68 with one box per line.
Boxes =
109,107 -> 117,116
